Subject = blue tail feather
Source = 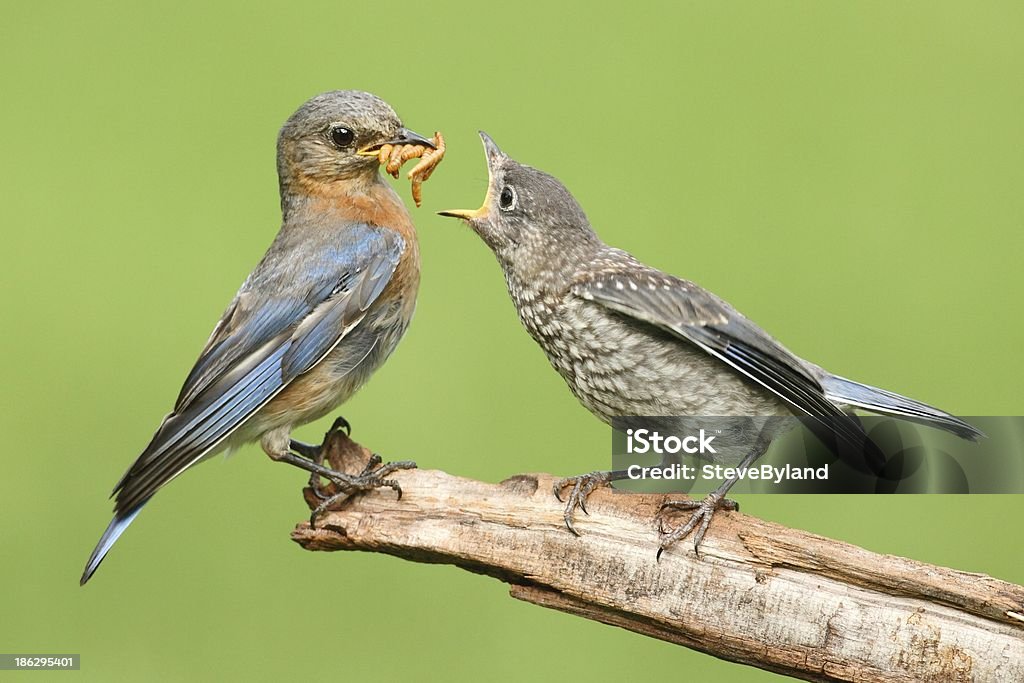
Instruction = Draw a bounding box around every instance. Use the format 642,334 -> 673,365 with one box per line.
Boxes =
80,506 -> 143,586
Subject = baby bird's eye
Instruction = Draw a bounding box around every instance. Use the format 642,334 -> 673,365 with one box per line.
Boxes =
499,186 -> 517,211
329,126 -> 355,148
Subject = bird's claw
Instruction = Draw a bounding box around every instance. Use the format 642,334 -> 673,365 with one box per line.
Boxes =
656,493 -> 739,559
327,415 -> 351,437
375,132 -> 445,207
552,471 -> 613,536
304,415 -> 355,499
308,456 -> 417,527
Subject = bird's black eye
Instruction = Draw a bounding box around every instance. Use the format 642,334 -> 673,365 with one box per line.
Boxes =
499,186 -> 516,211
329,126 -> 354,148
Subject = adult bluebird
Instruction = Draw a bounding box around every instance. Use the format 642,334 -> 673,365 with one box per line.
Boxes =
440,134 -> 980,555
81,91 -> 443,584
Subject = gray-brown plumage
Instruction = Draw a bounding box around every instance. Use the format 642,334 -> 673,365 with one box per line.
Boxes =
440,132 -> 981,555
82,91 -> 436,584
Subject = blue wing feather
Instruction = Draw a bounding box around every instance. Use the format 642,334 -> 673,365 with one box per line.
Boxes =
107,223 -> 404,516
85,224 -> 404,584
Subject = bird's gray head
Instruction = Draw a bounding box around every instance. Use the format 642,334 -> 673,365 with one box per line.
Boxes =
277,90 -> 434,189
439,133 -> 599,266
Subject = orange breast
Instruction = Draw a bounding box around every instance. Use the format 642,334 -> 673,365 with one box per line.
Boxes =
256,177 -> 421,426
308,179 -> 421,298
325,180 -> 421,317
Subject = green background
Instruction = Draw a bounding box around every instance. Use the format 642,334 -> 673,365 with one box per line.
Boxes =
2,2 -> 1021,681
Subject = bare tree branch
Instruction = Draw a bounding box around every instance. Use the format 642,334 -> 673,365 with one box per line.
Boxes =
291,431 -> 1024,682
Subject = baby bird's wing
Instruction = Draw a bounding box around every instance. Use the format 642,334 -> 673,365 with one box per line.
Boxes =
112,224 -> 404,515
572,263 -> 879,464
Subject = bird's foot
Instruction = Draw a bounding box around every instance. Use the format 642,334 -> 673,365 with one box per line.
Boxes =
308,454 -> 417,527
656,493 -> 739,559
553,470 -> 616,536
375,131 -> 446,207
291,416 -> 352,501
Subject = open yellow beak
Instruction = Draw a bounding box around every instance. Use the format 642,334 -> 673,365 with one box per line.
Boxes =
438,132 -> 506,222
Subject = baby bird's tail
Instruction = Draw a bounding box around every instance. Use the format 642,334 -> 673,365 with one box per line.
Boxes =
822,374 -> 984,441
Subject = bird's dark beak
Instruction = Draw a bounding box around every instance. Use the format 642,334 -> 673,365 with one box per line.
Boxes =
438,131 -> 505,222
358,127 -> 436,156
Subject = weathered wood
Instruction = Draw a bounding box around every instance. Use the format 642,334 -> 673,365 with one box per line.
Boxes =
291,432 -> 1024,682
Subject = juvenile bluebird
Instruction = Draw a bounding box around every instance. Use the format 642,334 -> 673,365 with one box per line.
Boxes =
82,90 -> 441,584
440,133 -> 981,555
